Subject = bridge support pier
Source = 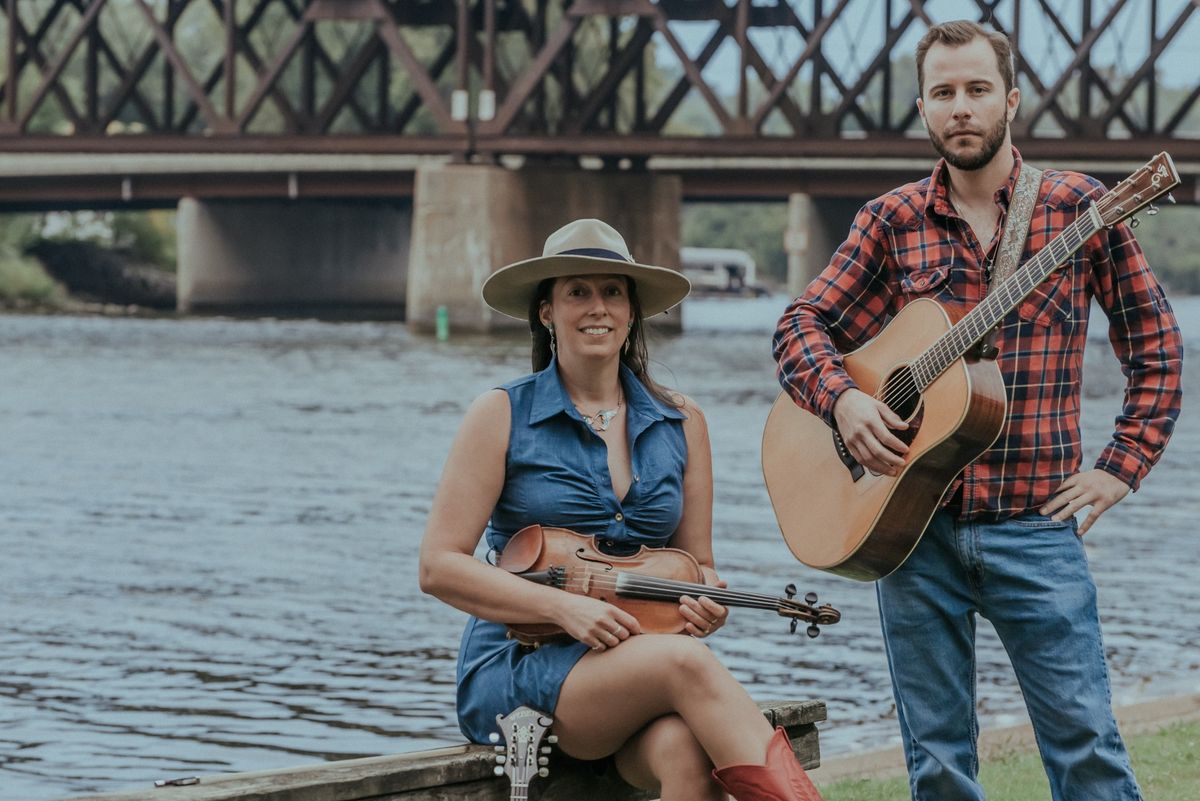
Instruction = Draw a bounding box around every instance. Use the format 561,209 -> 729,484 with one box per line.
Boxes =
785,195 -> 863,298
407,164 -> 682,334
177,198 -> 411,317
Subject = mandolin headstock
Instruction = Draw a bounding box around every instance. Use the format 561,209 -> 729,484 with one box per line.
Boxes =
490,705 -> 556,798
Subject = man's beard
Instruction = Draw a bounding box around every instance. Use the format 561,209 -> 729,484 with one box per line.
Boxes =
928,113 -> 1008,171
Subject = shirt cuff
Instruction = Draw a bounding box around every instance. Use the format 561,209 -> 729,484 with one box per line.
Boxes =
1094,441 -> 1150,492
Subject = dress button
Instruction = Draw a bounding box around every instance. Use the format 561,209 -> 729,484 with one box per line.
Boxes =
614,513 -> 624,522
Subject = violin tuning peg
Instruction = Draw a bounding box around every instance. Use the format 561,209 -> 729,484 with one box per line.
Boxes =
804,591 -> 818,605
789,619 -> 798,635
488,733 -> 500,743
807,624 -> 820,639
538,768 -> 550,778
784,583 -> 797,599
494,766 -> 505,777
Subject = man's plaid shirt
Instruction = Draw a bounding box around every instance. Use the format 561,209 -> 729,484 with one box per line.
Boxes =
773,149 -> 1183,521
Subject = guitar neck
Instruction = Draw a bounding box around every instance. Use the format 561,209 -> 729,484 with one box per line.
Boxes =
614,572 -> 783,611
911,204 -> 1103,388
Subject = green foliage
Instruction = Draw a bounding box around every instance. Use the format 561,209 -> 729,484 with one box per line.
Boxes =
0,214 -> 64,304
818,720 -> 1200,801
111,210 -> 177,271
682,203 -> 789,285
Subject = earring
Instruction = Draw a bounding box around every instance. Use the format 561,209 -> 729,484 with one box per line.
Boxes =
623,323 -> 632,354
546,324 -> 556,355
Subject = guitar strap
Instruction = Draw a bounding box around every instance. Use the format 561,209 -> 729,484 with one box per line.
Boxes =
979,163 -> 1043,355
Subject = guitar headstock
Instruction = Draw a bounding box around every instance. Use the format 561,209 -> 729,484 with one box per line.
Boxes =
779,585 -> 842,638
1093,151 -> 1180,229
490,706 -> 556,794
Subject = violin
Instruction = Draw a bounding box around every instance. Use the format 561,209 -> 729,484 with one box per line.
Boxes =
497,524 -> 841,646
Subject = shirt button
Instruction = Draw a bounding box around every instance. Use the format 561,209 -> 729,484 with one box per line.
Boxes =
614,513 -> 623,522
916,278 -> 927,288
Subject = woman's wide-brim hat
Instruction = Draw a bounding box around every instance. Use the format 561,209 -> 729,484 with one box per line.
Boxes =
481,218 -> 691,320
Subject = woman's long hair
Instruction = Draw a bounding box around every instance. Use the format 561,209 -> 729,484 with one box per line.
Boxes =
527,276 -> 683,410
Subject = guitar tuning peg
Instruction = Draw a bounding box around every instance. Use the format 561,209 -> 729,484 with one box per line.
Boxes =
807,624 -> 820,639
538,768 -> 550,778
1147,204 -> 1159,216
547,735 -> 559,744
538,756 -> 549,766
488,732 -> 500,743
493,766 -> 505,777
1130,217 -> 1140,228
804,591 -> 818,605
1167,193 -> 1176,204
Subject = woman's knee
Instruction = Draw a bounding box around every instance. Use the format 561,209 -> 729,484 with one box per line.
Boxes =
616,714 -> 722,799
649,635 -> 729,695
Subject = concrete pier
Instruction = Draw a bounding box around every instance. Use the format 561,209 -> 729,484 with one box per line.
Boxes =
784,195 -> 862,298
407,164 -> 683,334
177,199 -> 411,316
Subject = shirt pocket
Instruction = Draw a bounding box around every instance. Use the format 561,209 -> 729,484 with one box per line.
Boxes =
898,260 -> 952,302
1016,262 -> 1073,327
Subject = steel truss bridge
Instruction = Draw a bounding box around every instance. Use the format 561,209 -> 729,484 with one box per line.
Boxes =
1,0 -> 1198,205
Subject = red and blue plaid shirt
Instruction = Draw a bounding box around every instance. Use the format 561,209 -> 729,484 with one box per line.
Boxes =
773,149 -> 1183,521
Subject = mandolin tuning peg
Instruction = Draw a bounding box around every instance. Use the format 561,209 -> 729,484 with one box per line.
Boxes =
494,745 -> 506,754
538,768 -> 550,777
804,591 -> 818,605
488,732 -> 500,743
807,624 -> 821,639
538,756 -> 549,766
540,746 -> 552,754
784,583 -> 797,599
547,735 -> 559,744
494,766 -> 505,777
495,754 -> 507,764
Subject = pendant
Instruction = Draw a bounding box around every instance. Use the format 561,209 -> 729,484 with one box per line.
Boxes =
589,408 -> 618,432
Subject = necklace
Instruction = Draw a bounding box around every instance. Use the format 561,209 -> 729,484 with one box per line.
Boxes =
576,389 -> 623,433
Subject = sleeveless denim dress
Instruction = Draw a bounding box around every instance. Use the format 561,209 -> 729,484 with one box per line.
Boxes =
455,358 -> 688,743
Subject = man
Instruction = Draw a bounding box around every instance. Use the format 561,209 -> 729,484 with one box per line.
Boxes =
772,19 -> 1182,801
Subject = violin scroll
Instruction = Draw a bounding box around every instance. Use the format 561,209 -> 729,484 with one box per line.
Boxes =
782,583 -> 841,639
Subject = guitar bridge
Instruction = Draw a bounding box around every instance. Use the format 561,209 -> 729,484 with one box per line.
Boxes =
831,428 -> 865,482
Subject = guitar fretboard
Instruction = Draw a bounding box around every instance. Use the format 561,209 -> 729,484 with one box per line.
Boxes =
910,205 -> 1101,390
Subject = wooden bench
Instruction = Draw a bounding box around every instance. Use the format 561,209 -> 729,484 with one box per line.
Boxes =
60,700 -> 825,801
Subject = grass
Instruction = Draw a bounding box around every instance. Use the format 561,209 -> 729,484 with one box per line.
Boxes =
0,254 -> 66,307
818,720 -> 1200,801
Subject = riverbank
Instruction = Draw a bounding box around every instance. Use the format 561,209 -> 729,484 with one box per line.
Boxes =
814,692 -> 1200,784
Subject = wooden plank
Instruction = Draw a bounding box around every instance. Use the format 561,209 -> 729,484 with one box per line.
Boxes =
54,700 -> 825,801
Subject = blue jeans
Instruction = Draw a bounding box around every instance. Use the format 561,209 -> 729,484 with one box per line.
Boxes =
876,510 -> 1142,801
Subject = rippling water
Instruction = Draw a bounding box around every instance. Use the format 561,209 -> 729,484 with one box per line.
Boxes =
2,297 -> 1198,800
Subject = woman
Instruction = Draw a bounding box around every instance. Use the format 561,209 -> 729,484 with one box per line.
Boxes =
419,219 -> 824,801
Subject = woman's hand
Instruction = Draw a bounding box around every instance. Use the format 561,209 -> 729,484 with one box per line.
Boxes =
555,593 -> 642,652
681,567 -> 729,638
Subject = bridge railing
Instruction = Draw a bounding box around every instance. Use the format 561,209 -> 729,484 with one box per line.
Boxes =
0,0 -> 1196,160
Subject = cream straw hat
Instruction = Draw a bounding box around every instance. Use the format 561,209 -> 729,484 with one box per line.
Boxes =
481,219 -> 691,320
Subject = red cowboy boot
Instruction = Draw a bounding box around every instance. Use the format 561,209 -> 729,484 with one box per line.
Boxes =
711,726 -> 826,801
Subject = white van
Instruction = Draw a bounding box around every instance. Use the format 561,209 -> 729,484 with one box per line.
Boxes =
680,247 -> 767,296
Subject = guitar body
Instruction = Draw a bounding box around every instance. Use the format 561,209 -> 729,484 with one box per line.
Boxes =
762,298 -> 1008,581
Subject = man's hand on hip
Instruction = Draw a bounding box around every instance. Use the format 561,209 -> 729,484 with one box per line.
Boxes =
1041,469 -> 1131,536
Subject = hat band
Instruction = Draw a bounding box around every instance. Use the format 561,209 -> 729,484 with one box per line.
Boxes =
557,247 -> 631,262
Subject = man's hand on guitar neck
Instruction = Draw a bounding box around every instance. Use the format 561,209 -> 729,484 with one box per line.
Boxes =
1041,469 -> 1131,536
832,388 -> 909,477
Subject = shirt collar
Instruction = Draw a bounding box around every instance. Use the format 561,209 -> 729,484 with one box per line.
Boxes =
925,145 -> 1024,218
529,356 -> 686,426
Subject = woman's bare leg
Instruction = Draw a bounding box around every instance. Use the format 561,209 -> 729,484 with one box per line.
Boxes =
551,634 -> 774,767
613,714 -> 726,801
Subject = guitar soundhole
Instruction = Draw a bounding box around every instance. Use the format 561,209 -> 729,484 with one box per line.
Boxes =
880,366 -> 924,448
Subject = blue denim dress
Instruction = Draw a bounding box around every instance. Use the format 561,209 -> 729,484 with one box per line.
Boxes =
455,358 -> 688,743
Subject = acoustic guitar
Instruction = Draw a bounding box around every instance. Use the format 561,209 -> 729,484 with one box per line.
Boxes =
762,152 -> 1181,581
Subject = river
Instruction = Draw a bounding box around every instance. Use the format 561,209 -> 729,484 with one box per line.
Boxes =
1,296 -> 1197,800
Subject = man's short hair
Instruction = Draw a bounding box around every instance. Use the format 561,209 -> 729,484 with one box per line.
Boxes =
916,20 -> 1015,96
